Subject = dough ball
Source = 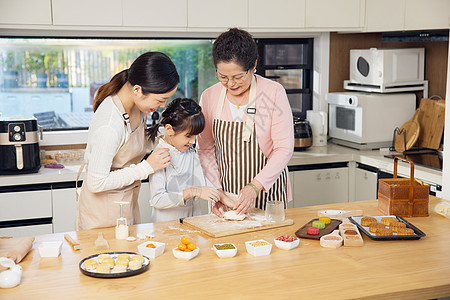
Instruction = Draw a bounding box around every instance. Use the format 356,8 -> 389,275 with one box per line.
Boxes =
223,210 -> 246,221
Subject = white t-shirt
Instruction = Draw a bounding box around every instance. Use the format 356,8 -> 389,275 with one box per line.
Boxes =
227,98 -> 247,122
83,96 -> 153,192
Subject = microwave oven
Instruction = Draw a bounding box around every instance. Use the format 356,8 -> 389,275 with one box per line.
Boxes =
326,92 -> 416,150
350,48 -> 425,86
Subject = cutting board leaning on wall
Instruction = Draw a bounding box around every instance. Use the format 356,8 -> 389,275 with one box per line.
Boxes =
417,98 -> 446,150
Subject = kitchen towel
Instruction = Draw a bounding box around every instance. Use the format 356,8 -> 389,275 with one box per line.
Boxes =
0,237 -> 35,271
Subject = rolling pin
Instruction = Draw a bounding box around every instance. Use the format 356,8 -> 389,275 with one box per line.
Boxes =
64,234 -> 82,250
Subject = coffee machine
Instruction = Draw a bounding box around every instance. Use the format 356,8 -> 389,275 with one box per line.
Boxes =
0,116 -> 41,174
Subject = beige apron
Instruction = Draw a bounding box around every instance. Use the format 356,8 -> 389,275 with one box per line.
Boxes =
213,76 -> 288,210
76,95 -> 146,230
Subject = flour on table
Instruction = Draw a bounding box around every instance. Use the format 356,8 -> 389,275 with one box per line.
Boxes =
223,210 -> 246,221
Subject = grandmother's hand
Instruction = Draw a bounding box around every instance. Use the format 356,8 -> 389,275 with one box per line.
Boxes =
235,185 -> 258,215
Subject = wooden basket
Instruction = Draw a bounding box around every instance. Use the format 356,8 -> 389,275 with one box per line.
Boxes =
378,157 -> 429,217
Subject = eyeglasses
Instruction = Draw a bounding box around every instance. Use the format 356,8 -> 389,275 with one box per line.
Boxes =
216,70 -> 250,84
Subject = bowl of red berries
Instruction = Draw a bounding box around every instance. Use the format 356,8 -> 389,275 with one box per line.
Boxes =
274,235 -> 299,250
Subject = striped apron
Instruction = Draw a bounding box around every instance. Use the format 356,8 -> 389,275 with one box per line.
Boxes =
213,76 -> 288,210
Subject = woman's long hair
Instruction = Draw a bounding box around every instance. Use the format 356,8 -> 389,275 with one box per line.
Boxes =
147,98 -> 205,143
93,52 -> 179,112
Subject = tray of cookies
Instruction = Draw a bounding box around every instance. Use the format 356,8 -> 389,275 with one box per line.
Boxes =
79,252 -> 150,278
349,216 -> 426,240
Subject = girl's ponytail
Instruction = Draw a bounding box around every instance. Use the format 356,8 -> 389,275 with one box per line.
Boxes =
93,69 -> 128,112
147,122 -> 161,143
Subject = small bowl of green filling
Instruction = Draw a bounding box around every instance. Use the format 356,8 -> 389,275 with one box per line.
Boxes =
213,243 -> 237,258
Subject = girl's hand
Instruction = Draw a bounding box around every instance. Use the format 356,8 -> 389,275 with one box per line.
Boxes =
192,187 -> 220,203
146,148 -> 171,172
211,201 -> 226,217
235,185 -> 258,215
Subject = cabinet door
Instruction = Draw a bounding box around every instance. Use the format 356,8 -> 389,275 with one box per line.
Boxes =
354,168 -> 378,201
365,0 -> 405,32
123,0 -> 187,27
52,0 -> 122,26
305,0 -> 361,29
0,190 -> 52,222
249,0 -> 305,28
138,182 -> 152,224
292,167 -> 349,207
0,224 -> 53,238
405,0 -> 450,30
0,0 -> 52,25
52,188 -> 77,233
187,0 -> 248,28
287,172 -> 295,209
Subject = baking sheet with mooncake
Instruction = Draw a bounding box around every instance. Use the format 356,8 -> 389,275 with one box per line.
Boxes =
349,216 -> 426,240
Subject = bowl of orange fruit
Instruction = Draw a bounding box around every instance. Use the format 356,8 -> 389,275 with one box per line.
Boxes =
172,236 -> 199,260
137,241 -> 165,259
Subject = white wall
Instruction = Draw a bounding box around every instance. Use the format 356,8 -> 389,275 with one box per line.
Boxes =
442,31 -> 450,200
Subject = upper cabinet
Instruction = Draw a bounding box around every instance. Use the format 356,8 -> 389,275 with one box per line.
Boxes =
52,0 -> 122,26
365,0 -> 449,32
123,0 -> 187,27
0,0 -> 52,25
366,0 -> 405,32
187,0 -> 247,29
248,0 -> 305,29
404,0 -> 450,31
305,0 -> 362,29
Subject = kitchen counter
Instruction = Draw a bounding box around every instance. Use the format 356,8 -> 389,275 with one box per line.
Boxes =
2,197 -> 449,299
0,144 -> 442,188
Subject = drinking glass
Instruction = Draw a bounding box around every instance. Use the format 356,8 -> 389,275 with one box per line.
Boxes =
265,201 -> 285,222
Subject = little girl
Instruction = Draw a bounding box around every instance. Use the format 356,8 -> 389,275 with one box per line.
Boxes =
147,98 -> 233,222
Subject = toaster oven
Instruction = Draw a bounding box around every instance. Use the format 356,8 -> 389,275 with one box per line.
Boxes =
326,92 -> 416,150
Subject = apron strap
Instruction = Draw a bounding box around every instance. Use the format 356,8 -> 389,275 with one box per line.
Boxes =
75,161 -> 86,201
215,75 -> 257,142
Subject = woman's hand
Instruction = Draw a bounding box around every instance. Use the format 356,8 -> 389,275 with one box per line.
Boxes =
235,181 -> 262,215
218,190 -> 237,209
146,148 -> 171,172
190,187 -> 220,203
211,201 -> 226,217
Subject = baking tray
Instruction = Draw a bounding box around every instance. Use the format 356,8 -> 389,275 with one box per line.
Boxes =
349,216 -> 426,241
79,251 -> 150,278
295,218 -> 342,240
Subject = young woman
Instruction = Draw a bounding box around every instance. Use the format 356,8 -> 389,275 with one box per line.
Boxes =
197,28 -> 294,216
76,52 -> 179,230
147,98 -> 233,222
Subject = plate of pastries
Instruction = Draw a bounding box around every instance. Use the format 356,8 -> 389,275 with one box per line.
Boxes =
79,252 -> 150,278
349,216 -> 426,240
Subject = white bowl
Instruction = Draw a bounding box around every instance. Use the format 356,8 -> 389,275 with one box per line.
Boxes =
172,247 -> 199,260
274,237 -> 299,250
137,241 -> 165,259
213,243 -> 237,258
38,241 -> 62,257
245,240 -> 272,257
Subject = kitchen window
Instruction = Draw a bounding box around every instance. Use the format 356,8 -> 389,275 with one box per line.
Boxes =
0,38 -> 216,131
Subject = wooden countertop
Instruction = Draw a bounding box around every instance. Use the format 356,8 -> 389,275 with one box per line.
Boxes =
3,197 -> 450,299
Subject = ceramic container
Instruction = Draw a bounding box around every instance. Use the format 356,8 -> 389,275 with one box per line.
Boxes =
38,241 -> 62,257
245,240 -> 272,256
172,247 -> 199,260
137,241 -> 165,259
274,238 -> 299,250
213,243 -> 237,258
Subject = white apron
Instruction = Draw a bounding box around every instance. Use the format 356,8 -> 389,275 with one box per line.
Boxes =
76,95 -> 146,230
213,76 -> 288,210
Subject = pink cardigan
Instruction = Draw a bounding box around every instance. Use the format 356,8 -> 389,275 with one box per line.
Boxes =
197,74 -> 294,201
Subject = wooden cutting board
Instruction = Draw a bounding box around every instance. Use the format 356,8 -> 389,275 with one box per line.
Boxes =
417,98 -> 445,149
182,208 -> 294,238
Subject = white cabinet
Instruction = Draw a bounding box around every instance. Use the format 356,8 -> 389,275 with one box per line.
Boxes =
354,167 -> 378,201
291,166 -> 349,207
52,188 -> 77,233
187,0 -> 248,29
404,0 -> 450,31
0,224 -> 53,238
0,190 -> 52,222
137,181 -> 152,223
365,0 -> 405,32
52,0 -> 122,26
0,0 -> 52,25
305,0 -> 362,29
248,0 -> 305,29
365,0 -> 449,32
123,0 -> 187,27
